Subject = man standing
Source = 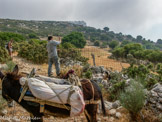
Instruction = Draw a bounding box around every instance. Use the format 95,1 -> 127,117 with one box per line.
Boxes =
47,36 -> 61,77
7,39 -> 13,58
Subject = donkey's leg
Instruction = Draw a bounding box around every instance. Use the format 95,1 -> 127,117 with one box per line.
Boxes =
84,109 -> 91,122
85,104 -> 98,122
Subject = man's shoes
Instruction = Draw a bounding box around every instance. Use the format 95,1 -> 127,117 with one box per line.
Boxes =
56,73 -> 61,78
48,74 -> 55,78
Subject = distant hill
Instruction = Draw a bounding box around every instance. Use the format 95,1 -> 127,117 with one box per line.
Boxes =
0,18 -> 162,50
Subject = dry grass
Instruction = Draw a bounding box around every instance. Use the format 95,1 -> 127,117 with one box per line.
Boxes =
81,46 -> 130,71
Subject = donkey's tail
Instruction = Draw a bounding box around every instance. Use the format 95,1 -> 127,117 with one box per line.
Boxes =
91,80 -> 107,116
100,92 -> 107,116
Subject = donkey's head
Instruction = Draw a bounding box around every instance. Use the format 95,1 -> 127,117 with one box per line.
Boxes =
1,65 -> 21,103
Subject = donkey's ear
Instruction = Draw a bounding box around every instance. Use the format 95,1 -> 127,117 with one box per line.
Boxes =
12,65 -> 19,75
0,70 -> 4,79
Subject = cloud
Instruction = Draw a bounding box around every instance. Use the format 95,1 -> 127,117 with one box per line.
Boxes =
0,0 -> 162,41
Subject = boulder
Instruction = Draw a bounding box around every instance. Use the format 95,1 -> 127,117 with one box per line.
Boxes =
158,93 -> 162,97
92,77 -> 103,83
148,83 -> 162,114
0,64 -> 7,70
104,101 -> 113,110
109,109 -> 116,115
156,103 -> 162,111
0,109 -> 7,116
109,117 -> 115,122
112,100 -> 120,109
90,66 -> 101,74
158,98 -> 162,103
115,112 -> 122,119
149,97 -> 157,104
151,90 -> 158,97
152,83 -> 162,93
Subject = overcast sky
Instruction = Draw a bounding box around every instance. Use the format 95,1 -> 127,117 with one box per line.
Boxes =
0,0 -> 162,41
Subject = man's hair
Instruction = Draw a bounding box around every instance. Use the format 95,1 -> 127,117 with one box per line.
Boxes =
48,36 -> 53,40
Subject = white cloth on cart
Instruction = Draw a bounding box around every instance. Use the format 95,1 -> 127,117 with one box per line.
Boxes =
35,75 -> 70,85
20,77 -> 85,116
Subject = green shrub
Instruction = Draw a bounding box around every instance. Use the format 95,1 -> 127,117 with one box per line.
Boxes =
156,63 -> 162,70
94,40 -> 100,46
109,81 -> 126,101
62,32 -> 86,48
100,42 -> 107,48
0,32 -> 25,47
0,47 -> 11,63
108,40 -> 119,49
146,77 -> 158,88
5,61 -> 16,72
28,33 -> 38,39
112,43 -> 162,63
59,43 -> 88,63
147,63 -> 154,70
18,40 -> 88,64
83,69 -> 92,79
18,41 -> 48,64
119,80 -> 146,118
124,64 -> 149,79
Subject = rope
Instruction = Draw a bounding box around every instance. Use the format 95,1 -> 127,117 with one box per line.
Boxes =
89,80 -> 95,100
84,109 -> 91,121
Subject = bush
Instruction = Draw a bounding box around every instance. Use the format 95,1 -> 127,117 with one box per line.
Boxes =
5,61 -> 16,72
119,80 -> 146,118
108,40 -> 119,49
100,42 -> 108,48
94,40 -> 100,46
112,43 -> 162,63
0,32 -> 25,47
28,33 -> 38,39
0,47 -> 11,63
62,32 -> 86,48
83,69 -> 92,79
109,81 -> 126,101
59,43 -> 88,63
18,40 -> 88,64
18,41 -> 48,64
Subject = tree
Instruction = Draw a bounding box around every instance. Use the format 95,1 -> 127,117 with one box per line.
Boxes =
108,40 -> 119,49
62,32 -> 86,48
28,33 -> 38,39
136,35 -> 143,42
103,27 -> 109,32
90,36 -> 96,42
157,39 -> 162,44
94,41 -> 100,46
121,40 -> 131,47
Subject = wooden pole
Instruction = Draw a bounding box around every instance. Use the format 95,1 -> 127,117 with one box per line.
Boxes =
91,53 -> 96,66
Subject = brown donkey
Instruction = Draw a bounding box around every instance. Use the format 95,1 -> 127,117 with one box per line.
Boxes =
0,65 -> 106,122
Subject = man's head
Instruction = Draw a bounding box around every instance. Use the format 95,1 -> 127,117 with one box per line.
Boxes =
48,36 -> 53,41
10,39 -> 13,43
